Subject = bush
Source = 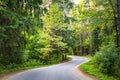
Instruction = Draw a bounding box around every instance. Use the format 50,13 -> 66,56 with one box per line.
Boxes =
93,44 -> 120,77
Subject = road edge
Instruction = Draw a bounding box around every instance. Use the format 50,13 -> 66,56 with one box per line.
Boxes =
75,58 -> 99,80
0,57 -> 72,80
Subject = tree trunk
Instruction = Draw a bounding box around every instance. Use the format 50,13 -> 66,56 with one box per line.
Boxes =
89,31 -> 93,55
7,0 -> 12,10
117,0 -> 120,47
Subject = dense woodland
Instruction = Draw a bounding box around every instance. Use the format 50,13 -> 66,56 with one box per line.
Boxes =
0,0 -> 120,79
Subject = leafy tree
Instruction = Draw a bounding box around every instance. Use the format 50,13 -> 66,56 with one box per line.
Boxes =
42,3 -> 68,60
0,9 -> 25,65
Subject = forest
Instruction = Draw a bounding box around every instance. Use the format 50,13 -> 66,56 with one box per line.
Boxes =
0,0 -> 120,80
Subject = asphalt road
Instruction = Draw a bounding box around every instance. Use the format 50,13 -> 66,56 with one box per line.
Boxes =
7,56 -> 93,80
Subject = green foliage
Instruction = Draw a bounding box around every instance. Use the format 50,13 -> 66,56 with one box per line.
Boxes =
0,60 -> 43,74
92,27 -> 101,52
81,61 -> 118,80
70,0 -> 117,55
93,44 -> 120,78
26,30 -> 53,63
0,8 -> 25,65
0,1 -> 70,70
83,38 -> 90,49
42,3 -> 68,61
70,0 -> 120,79
0,0 -> 119,79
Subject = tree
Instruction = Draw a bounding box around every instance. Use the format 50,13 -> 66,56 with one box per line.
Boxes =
116,0 -> 120,47
0,9 -> 25,65
42,3 -> 68,60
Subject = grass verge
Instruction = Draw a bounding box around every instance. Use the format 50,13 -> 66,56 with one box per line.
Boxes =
0,56 -> 72,75
0,61 -> 52,75
80,61 -> 118,80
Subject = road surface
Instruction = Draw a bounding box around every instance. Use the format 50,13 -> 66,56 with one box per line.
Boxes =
7,56 -> 93,80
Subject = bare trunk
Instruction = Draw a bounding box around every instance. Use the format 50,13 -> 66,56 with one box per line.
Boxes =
117,0 -> 120,47
89,31 -> 93,55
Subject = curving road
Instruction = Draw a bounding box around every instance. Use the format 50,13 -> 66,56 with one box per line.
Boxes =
7,56 -> 93,80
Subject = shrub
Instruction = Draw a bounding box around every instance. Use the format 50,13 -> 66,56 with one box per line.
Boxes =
93,44 -> 120,77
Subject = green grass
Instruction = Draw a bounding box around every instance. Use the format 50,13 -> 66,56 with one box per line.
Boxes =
82,55 -> 93,59
0,57 -> 72,75
80,61 -> 118,80
0,60 -> 50,74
